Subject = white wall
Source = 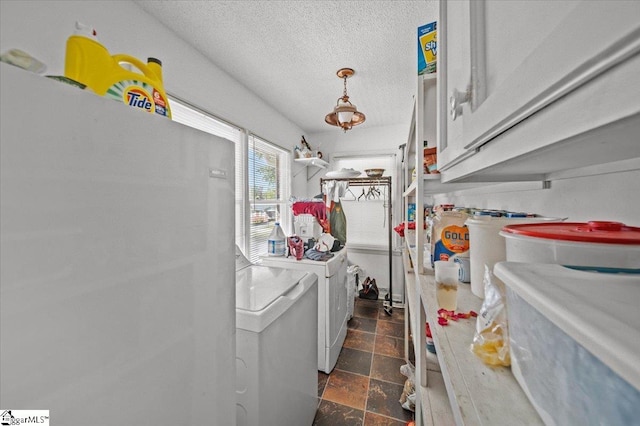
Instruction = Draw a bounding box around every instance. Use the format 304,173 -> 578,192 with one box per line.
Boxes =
0,0 -> 304,178
304,123 -> 408,196
431,168 -> 640,226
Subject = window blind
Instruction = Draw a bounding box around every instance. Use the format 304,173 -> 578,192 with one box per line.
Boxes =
247,134 -> 291,262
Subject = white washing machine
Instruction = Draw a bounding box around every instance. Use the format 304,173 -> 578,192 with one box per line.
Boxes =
261,246 -> 349,373
235,246 -> 318,426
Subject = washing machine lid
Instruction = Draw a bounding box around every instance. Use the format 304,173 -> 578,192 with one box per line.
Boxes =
235,244 -> 253,271
236,265 -> 307,312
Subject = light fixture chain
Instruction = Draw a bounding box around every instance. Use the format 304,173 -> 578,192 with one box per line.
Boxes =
343,76 -> 348,98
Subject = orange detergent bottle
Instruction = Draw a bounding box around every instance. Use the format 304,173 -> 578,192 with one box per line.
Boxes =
64,22 -> 171,119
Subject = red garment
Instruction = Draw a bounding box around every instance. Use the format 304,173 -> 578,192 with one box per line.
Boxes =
292,201 -> 329,233
393,221 -> 427,237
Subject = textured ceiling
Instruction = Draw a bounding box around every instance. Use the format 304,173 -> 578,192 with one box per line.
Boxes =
134,0 -> 435,134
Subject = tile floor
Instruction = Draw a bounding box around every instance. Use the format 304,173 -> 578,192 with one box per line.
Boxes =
313,297 -> 414,425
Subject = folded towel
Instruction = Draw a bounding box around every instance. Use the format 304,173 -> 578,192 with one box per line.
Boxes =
304,248 -> 334,261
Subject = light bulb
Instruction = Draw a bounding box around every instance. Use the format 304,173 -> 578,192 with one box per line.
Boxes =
338,110 -> 354,124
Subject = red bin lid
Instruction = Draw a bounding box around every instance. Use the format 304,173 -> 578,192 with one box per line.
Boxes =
501,221 -> 640,245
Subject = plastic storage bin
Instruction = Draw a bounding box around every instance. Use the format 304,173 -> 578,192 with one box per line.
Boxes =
465,215 -> 563,298
500,221 -> 640,273
494,262 -> 640,426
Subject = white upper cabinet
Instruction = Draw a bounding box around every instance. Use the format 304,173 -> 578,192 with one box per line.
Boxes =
437,0 -> 640,181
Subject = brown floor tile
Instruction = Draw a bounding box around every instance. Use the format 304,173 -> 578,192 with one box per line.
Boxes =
318,371 -> 329,398
370,354 -> 406,385
374,334 -> 404,359
335,347 -> 373,377
376,320 -> 404,338
344,329 -> 375,353
353,303 -> 379,320
363,411 -> 408,426
366,378 -> 413,422
355,297 -> 382,307
323,370 -> 370,410
317,299 -> 412,424
378,306 -> 404,323
348,316 -> 378,333
313,400 -> 364,426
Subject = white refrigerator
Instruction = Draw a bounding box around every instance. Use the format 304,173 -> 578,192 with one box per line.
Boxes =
0,63 -> 236,425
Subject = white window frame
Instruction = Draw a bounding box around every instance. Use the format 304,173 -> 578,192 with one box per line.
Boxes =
246,133 -> 292,262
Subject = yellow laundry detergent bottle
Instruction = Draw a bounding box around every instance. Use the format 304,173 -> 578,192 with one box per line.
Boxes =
64,22 -> 171,119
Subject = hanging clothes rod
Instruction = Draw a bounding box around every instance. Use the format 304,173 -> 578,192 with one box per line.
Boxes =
320,176 -> 394,314
320,176 -> 391,187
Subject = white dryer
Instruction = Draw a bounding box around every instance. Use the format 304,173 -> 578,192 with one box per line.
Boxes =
261,246 -> 349,373
235,246 -> 318,426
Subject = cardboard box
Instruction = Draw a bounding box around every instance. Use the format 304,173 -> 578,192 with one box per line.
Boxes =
418,22 -> 437,75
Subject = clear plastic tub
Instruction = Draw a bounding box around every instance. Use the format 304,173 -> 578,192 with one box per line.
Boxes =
494,262 -> 640,426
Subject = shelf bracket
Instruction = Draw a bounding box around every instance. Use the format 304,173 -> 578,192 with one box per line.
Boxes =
307,167 -> 324,181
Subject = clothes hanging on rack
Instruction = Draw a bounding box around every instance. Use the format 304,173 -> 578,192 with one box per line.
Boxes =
320,176 -> 394,312
322,180 -> 349,244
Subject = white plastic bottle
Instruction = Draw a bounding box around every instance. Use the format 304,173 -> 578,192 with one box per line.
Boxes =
267,222 -> 286,256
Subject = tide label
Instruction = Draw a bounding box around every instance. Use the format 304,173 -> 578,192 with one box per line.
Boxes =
105,80 -> 170,118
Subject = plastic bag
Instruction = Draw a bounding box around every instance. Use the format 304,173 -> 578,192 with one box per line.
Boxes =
399,363 -> 416,412
470,265 -> 510,366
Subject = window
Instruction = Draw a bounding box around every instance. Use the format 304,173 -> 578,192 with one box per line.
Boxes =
246,134 -> 291,262
331,153 -> 400,249
169,96 -> 290,262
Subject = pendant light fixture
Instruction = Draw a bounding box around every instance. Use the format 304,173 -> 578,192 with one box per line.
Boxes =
325,68 -> 366,132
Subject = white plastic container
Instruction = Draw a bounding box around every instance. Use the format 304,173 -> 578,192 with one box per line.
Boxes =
466,215 -> 564,298
494,262 -> 640,426
500,221 -> 640,273
294,213 -> 322,240
267,222 -> 286,256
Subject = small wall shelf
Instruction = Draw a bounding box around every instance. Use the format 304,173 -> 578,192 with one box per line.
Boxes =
294,157 -> 329,180
294,157 -> 329,168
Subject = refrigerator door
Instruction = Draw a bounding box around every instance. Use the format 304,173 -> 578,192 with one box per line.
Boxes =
0,63 -> 236,425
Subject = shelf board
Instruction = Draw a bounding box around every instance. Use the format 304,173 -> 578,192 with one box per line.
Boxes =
417,270 -> 543,426
294,156 -> 328,168
420,371 -> 455,426
406,174 -> 492,197
403,248 -> 417,337
422,174 -> 488,196
403,180 -> 417,197
404,246 -> 450,426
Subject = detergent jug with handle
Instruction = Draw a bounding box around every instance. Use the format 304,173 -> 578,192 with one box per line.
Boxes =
64,22 -> 171,119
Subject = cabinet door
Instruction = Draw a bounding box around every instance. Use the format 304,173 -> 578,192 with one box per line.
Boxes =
438,0 -> 640,170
